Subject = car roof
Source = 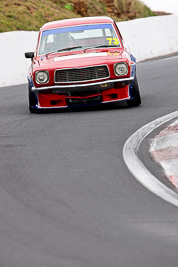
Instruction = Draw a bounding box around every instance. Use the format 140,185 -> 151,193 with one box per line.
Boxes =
41,16 -> 115,31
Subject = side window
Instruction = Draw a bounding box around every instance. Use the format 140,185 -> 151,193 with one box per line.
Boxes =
39,35 -> 54,54
39,36 -> 47,54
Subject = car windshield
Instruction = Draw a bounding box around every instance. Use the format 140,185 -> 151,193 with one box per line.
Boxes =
38,23 -> 121,56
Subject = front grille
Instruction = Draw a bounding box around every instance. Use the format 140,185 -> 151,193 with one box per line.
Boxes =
55,65 -> 109,83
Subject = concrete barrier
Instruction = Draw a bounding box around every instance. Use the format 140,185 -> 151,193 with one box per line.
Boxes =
0,31 -> 38,88
118,15 -> 178,62
0,15 -> 178,87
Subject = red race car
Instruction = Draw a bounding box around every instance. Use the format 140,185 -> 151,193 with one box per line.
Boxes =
25,16 -> 141,113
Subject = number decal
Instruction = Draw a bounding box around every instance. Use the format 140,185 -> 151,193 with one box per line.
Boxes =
106,38 -> 112,45
113,38 -> 119,45
106,38 -> 120,46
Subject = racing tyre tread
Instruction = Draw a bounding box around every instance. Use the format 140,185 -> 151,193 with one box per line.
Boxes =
127,76 -> 141,107
28,82 -> 39,113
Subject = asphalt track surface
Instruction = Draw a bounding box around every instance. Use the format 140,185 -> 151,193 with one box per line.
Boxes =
0,55 -> 178,267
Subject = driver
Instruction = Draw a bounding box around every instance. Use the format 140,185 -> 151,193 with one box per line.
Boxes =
53,32 -> 71,49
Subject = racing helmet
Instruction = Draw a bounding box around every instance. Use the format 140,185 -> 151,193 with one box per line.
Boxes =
54,32 -> 70,46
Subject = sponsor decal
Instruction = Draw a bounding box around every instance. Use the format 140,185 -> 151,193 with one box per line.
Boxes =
107,51 -> 119,56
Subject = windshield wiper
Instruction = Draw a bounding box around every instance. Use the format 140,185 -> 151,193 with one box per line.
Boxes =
46,46 -> 83,57
46,44 -> 118,57
84,44 -> 119,52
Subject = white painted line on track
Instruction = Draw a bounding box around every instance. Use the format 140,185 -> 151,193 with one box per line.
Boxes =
123,111 -> 178,207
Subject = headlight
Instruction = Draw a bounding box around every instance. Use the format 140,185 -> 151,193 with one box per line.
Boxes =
114,63 -> 128,76
35,71 -> 49,84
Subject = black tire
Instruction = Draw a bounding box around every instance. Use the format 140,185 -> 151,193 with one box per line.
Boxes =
127,76 -> 141,107
28,82 -> 38,113
29,106 -> 38,113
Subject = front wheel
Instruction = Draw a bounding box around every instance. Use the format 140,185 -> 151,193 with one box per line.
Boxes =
28,82 -> 38,113
127,76 -> 141,107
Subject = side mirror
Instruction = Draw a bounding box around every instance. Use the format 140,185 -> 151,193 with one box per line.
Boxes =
25,52 -> 34,59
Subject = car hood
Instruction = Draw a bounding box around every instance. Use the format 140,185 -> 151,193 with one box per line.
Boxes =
36,50 -> 129,70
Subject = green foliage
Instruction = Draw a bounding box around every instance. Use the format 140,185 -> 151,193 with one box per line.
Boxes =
0,0 -> 156,33
64,4 -> 73,11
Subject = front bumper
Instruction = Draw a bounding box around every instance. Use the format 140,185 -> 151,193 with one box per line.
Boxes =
31,77 -> 134,109
31,77 -> 134,93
